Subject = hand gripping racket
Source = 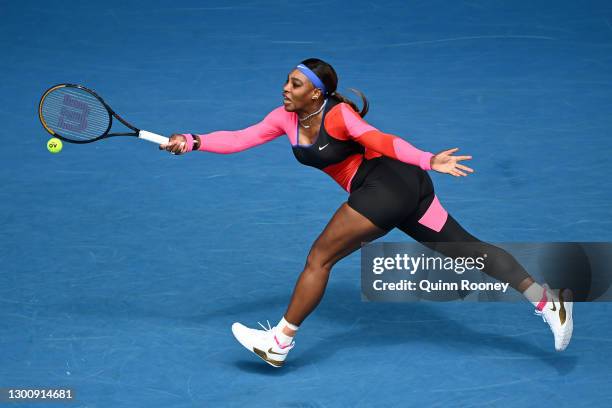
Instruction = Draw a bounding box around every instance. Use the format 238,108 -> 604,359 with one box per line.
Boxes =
39,84 -> 169,145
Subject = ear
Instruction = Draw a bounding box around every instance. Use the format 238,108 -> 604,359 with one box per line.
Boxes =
311,88 -> 322,100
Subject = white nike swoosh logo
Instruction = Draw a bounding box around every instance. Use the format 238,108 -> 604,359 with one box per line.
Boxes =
318,143 -> 329,151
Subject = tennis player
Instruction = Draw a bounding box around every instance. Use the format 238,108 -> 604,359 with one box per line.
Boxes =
160,58 -> 573,367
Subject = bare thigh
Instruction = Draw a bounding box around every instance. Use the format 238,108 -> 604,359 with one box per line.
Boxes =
307,202 -> 389,269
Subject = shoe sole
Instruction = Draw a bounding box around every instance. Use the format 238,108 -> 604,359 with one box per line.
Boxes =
232,324 -> 285,368
253,347 -> 284,368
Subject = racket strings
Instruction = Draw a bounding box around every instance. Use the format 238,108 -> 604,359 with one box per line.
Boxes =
40,87 -> 110,141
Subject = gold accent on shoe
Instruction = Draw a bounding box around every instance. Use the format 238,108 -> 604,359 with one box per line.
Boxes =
253,348 -> 283,367
268,347 -> 287,356
559,289 -> 567,325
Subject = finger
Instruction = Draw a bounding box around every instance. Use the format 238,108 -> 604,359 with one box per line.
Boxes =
167,141 -> 179,152
174,142 -> 185,155
159,144 -> 167,150
454,169 -> 468,177
456,164 -> 474,173
442,147 -> 460,155
455,155 -> 473,161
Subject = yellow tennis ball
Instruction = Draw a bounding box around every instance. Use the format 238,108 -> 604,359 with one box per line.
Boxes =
47,137 -> 63,154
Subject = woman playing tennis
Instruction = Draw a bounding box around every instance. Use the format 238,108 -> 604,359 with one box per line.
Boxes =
160,58 -> 573,367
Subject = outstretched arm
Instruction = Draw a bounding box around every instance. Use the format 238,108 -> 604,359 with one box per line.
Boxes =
326,103 -> 434,169
328,103 -> 473,176
160,108 -> 286,154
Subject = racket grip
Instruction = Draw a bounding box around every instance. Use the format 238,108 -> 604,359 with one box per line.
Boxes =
138,130 -> 169,144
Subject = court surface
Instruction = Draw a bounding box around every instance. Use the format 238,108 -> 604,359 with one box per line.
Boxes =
1,0 -> 611,406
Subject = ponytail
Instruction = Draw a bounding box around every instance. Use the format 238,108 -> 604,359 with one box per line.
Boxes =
331,88 -> 369,118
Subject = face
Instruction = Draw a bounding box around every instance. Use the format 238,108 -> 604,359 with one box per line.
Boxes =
282,69 -> 322,112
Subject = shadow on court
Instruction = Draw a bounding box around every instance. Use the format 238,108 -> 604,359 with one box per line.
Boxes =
43,283 -> 578,376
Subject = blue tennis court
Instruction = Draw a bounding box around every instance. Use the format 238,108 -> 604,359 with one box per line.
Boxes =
1,0 -> 611,406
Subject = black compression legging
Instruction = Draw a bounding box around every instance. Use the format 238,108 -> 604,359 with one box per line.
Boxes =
349,157 -> 531,291
398,212 -> 530,291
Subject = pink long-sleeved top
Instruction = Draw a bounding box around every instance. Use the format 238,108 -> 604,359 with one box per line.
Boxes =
188,99 -> 434,192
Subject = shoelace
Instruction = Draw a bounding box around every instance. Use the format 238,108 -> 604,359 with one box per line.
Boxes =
256,319 -> 295,350
257,320 -> 273,331
534,309 -> 547,323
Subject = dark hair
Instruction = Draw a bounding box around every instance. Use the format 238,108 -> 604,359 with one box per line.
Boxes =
300,58 -> 369,118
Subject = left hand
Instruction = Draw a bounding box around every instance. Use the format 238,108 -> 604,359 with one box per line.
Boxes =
430,148 -> 474,177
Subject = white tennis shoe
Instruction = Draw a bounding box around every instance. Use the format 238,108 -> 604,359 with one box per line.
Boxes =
535,286 -> 574,351
231,320 -> 294,368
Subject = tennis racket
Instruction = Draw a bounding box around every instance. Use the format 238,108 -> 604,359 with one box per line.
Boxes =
38,83 -> 169,145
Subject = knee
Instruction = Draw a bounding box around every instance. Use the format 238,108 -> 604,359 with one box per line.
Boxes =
482,246 -> 516,274
305,249 -> 333,275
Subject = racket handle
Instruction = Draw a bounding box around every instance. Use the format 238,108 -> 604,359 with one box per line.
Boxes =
138,130 -> 169,144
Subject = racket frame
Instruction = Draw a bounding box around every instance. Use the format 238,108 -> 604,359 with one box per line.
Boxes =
39,83 -> 167,144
